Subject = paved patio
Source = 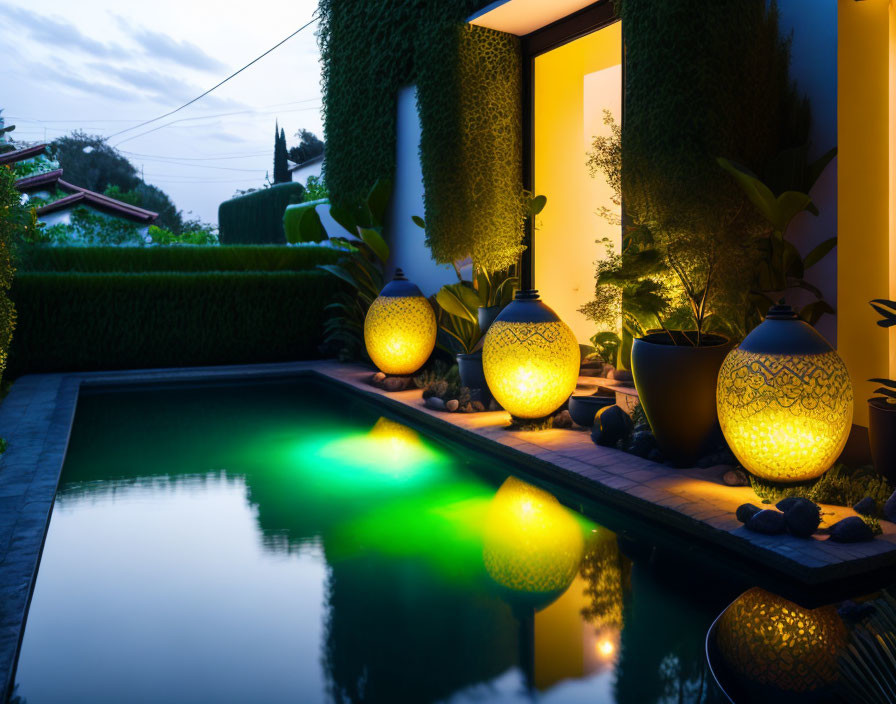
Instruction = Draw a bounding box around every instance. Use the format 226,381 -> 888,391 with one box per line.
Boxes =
1,359 -> 894,698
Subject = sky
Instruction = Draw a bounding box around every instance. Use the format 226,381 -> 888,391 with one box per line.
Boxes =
0,0 -> 324,225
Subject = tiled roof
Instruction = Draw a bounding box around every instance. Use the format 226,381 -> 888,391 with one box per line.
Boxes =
14,167 -> 158,224
0,144 -> 48,166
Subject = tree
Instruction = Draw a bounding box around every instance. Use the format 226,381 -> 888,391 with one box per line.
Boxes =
51,131 -> 185,232
273,122 -> 291,184
288,129 -> 324,166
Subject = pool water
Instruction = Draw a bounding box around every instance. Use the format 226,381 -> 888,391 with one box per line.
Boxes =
12,378 -> 736,704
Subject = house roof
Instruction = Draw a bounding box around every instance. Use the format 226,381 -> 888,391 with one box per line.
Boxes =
287,152 -> 324,172
0,143 -> 48,166
16,169 -> 157,224
36,188 -> 158,225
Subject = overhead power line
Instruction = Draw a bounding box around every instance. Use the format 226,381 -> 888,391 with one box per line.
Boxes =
104,14 -> 318,141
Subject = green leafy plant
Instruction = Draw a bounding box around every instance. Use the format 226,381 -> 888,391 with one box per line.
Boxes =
316,179 -> 392,361
302,175 -> 329,202
0,165 -> 17,381
839,590 -> 896,704
589,331 -> 621,368
718,149 -> 837,329
869,299 -> 896,406
750,463 -> 892,512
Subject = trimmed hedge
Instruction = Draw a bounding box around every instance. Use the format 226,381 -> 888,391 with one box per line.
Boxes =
9,271 -> 343,376
218,183 -> 305,244
16,244 -> 342,273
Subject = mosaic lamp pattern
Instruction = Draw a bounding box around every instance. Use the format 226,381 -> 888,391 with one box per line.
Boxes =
364,269 -> 436,376
716,304 -> 852,483
483,290 -> 580,419
716,588 -> 846,693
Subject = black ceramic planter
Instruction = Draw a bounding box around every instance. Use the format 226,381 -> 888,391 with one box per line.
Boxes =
477,305 -> 502,334
457,351 -> 491,403
567,394 -> 615,428
869,398 -> 896,483
631,332 -> 732,467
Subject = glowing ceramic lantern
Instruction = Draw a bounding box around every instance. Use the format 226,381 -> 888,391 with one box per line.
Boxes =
482,476 -> 584,597
716,303 -> 853,483
483,290 -> 580,419
364,269 -> 436,376
716,587 -> 846,693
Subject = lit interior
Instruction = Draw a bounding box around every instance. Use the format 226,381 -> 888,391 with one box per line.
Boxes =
533,22 -> 622,344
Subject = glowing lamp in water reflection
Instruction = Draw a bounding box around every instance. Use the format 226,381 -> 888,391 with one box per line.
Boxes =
716,303 -> 852,483
483,476 -> 584,599
364,269 -> 436,376
716,587 -> 846,693
483,290 -> 580,419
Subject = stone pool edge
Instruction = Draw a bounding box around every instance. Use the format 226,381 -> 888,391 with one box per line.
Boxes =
1,359 -> 894,700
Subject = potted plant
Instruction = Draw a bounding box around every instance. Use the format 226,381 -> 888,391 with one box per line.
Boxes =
869,298 -> 896,483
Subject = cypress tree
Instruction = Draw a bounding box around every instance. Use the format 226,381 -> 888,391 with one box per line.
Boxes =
273,122 -> 291,183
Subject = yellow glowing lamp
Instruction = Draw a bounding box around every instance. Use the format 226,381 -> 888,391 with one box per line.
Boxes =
482,290 -> 580,419
364,269 -> 436,376
716,303 -> 853,483
716,587 -> 846,693
482,476 -> 584,599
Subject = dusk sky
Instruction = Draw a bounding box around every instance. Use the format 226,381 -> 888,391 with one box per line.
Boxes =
0,0 -> 323,224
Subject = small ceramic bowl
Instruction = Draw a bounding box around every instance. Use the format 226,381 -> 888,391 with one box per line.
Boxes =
567,394 -> 615,428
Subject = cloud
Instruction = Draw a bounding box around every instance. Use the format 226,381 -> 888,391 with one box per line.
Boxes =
3,6 -> 126,59
91,64 -> 246,111
123,26 -> 228,74
25,62 -> 134,102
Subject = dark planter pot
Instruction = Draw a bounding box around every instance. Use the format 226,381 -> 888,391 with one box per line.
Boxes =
478,305 -> 502,334
457,351 -> 491,403
567,394 -> 615,428
631,332 -> 732,467
869,397 -> 896,483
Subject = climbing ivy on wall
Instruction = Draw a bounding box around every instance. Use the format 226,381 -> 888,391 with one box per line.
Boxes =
318,1 -> 525,273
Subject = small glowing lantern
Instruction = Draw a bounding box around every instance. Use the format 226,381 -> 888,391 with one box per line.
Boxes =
716,588 -> 846,693
482,290 -> 580,419
716,303 -> 853,483
364,269 -> 436,376
482,476 -> 584,598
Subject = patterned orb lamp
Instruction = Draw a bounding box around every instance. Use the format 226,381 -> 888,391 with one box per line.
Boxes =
716,303 -> 853,483
716,588 -> 846,693
482,477 -> 584,602
364,269 -> 436,376
482,290 -> 580,419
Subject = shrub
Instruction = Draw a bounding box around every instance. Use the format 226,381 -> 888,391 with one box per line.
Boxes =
8,271 -> 344,376
0,167 -> 17,381
15,244 -> 342,273
218,183 -> 305,244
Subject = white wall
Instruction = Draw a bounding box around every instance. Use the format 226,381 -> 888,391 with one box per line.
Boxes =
778,0 -> 838,344
386,85 -> 457,296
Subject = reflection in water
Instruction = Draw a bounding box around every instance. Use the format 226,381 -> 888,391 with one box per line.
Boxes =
716,587 -> 846,694
483,476 -> 586,603
15,382 -> 733,704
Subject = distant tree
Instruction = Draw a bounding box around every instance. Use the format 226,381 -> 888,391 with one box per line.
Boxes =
51,132 -> 185,232
51,132 -> 140,193
273,122 -> 291,184
288,129 -> 324,165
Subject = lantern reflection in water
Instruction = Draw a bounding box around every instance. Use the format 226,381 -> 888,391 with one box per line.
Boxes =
716,587 -> 846,693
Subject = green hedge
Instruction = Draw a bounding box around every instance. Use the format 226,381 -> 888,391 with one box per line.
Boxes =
218,183 -> 305,244
9,271 -> 343,375
16,244 -> 342,273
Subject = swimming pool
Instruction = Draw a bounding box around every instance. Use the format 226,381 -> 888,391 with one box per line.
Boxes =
11,377 -> 736,703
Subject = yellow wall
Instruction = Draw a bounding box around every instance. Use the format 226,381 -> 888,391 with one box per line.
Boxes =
838,0 -> 893,427
533,24 -> 622,343
890,0 -> 896,381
